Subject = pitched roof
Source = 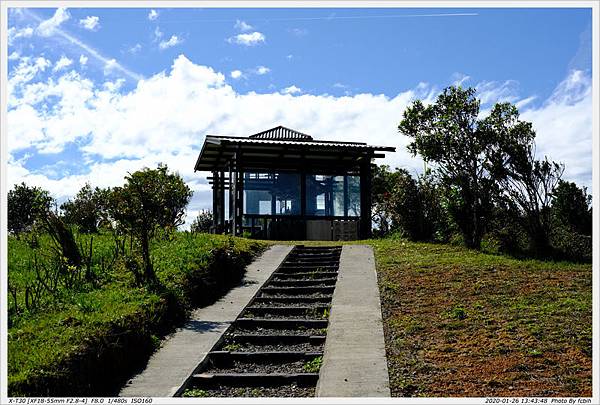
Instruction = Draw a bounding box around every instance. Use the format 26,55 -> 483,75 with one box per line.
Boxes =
249,126 -> 313,141
194,126 -> 396,172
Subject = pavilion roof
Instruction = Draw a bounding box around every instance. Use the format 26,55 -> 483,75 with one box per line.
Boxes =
194,126 -> 395,172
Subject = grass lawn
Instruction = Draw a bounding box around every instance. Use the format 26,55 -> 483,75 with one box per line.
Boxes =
7,232 -> 266,396
371,238 -> 592,397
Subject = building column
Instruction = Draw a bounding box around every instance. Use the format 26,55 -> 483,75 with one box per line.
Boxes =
233,151 -> 244,236
229,161 -> 234,235
211,171 -> 219,232
218,170 -> 225,231
359,158 -> 372,239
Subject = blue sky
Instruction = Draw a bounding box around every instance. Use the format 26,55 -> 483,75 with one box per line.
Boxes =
6,6 -> 594,225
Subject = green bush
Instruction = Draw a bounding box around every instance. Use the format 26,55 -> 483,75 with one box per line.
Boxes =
550,225 -> 592,263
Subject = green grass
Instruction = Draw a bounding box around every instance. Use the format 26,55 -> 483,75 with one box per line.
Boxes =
7,231 -> 265,396
303,356 -> 323,373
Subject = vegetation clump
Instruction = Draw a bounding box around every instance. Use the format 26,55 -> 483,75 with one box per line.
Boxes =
7,164 -> 265,397
303,356 -> 323,373
372,85 -> 592,262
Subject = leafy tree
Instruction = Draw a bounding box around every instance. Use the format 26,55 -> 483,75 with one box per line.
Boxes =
109,164 -> 192,284
61,183 -> 111,233
371,165 -> 398,235
8,182 -> 54,236
482,102 -> 564,256
387,168 -> 421,238
372,165 -> 448,241
190,210 -> 213,233
551,180 -> 592,236
417,172 -> 451,242
399,87 -> 497,248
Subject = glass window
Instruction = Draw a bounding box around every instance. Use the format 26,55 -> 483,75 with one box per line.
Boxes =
306,175 -> 356,217
244,172 -> 301,215
347,175 -> 361,216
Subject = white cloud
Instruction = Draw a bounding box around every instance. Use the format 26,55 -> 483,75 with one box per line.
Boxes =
8,51 -> 21,61
23,8 -> 143,82
79,54 -> 88,66
36,7 -> 70,37
520,70 -> 593,189
128,43 -> 142,54
230,70 -> 243,79
8,56 -> 52,103
286,54 -> 294,60
148,9 -> 159,21
53,56 -> 73,72
6,56 -> 593,221
255,66 -> 270,75
227,31 -> 265,46
79,16 -> 100,31
104,59 -> 119,75
515,95 -> 537,110
476,79 -> 520,105
451,72 -> 471,87
234,19 -> 253,32
281,85 -> 302,95
159,35 -> 183,50
8,26 -> 34,44
546,69 -> 591,105
154,27 -> 163,40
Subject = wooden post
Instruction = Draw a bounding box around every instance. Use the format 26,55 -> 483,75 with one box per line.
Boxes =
229,160 -> 234,235
211,171 -> 218,232
233,150 -> 244,236
359,157 -> 372,239
218,170 -> 225,231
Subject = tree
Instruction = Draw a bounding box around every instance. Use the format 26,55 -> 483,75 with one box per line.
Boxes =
190,210 -> 213,233
398,87 -> 497,248
61,183 -> 111,233
109,164 -> 192,284
371,165 -> 448,241
387,168 -> 421,238
8,182 -> 53,236
482,102 -> 564,256
551,180 -> 592,236
371,165 -> 398,235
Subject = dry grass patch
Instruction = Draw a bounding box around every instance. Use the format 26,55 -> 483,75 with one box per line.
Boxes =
372,239 -> 591,397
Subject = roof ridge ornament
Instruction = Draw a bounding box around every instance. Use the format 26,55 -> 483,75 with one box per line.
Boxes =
249,125 -> 313,141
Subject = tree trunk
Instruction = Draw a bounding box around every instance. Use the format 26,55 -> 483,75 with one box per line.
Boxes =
140,231 -> 156,283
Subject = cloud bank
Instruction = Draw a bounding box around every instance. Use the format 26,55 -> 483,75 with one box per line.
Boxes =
7,54 -> 593,227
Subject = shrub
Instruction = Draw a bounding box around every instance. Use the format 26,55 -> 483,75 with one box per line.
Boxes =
550,225 -> 592,263
109,164 -> 192,284
190,210 -> 213,234
552,180 -> 592,236
61,184 -> 111,234
8,183 -> 53,236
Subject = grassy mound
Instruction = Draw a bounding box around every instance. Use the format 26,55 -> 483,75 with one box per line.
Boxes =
8,232 -> 265,396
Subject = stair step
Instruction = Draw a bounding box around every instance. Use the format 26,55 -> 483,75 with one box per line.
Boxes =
225,334 -> 326,345
252,296 -> 333,303
273,271 -> 338,279
235,318 -> 328,329
244,306 -> 329,316
191,373 -> 319,387
268,278 -> 337,286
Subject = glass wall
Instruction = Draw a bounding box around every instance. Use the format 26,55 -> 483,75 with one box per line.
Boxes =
305,175 -> 360,217
244,172 -> 301,215
243,172 -> 361,218
347,175 -> 361,216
